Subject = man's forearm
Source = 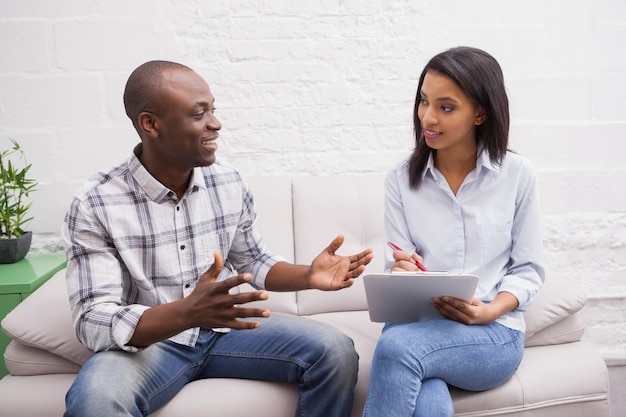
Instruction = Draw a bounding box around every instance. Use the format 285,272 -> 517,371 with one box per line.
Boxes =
264,261 -> 311,292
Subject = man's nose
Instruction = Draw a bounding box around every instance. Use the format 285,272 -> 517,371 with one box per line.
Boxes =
208,113 -> 221,130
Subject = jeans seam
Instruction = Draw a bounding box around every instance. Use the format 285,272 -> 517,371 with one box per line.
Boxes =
209,350 -> 312,369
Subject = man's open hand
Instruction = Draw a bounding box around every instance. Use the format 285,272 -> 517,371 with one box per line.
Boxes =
308,235 -> 374,291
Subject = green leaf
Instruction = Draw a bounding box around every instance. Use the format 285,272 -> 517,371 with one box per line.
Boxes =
0,138 -> 38,239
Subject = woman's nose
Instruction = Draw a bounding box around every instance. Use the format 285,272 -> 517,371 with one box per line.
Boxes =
421,107 -> 436,125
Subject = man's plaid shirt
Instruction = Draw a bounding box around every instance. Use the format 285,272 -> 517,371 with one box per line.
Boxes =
63,149 -> 282,353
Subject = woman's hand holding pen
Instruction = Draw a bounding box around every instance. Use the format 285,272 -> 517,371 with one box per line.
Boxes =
387,241 -> 427,272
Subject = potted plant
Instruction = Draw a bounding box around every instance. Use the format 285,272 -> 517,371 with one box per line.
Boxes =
0,139 -> 38,264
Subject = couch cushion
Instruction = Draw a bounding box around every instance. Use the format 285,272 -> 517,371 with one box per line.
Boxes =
3,341 -> 81,376
523,273 -> 587,341
0,374 -> 75,417
451,342 -> 610,416
1,270 -> 92,366
307,311 -> 383,415
525,313 -> 586,347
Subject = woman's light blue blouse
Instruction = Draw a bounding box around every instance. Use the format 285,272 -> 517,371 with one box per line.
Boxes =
384,150 -> 545,332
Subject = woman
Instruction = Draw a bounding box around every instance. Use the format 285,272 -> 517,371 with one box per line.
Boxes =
363,47 -> 545,416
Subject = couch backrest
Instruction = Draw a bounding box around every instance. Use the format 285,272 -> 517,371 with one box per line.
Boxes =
246,174 -> 386,315
244,176 -> 299,314
291,174 -> 386,315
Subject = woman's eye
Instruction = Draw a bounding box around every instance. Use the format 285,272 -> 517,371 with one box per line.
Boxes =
442,105 -> 453,112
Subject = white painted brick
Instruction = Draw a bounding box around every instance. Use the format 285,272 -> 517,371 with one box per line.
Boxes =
55,126 -> 137,178
538,171 -> 624,213
592,23 -> 626,72
497,2 -> 594,25
0,0 -> 100,18
509,75 -> 595,121
448,25 -> 551,76
595,71 -> 626,120
544,24 -> 594,73
509,123 -> 626,170
53,19 -> 178,71
595,0 -> 626,23
0,132 -> 62,183
0,21 -> 50,72
29,181 -> 75,235
0,74 -> 105,128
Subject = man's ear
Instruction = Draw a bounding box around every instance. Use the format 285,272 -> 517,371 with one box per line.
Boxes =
138,112 -> 159,138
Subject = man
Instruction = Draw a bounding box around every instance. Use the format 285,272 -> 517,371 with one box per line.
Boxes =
62,60 -> 374,417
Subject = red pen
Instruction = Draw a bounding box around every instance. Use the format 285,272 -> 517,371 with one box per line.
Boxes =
387,241 -> 428,272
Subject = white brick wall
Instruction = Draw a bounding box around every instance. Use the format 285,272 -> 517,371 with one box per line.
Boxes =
1,0 -> 625,362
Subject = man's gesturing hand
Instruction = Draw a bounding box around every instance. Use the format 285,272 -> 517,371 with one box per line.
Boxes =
308,235 -> 374,291
186,251 -> 270,330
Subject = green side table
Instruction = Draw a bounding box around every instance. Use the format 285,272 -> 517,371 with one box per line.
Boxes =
0,253 -> 67,377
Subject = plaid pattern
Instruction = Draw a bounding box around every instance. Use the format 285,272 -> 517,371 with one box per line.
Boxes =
63,150 -> 282,352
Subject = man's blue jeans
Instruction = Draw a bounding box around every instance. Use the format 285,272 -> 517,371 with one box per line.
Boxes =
363,319 -> 524,417
64,313 -> 358,417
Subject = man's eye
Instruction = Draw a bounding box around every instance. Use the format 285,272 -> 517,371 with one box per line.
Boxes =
193,111 -> 205,119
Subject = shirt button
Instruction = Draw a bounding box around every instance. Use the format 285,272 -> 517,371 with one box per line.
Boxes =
180,245 -> 185,250
176,206 -> 180,211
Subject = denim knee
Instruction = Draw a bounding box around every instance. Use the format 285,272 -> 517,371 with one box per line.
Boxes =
321,325 -> 358,369
304,320 -> 359,383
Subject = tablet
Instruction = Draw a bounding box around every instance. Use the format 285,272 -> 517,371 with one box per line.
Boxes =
363,272 -> 479,323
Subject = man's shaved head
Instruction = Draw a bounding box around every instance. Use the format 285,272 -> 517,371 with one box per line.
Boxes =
123,60 -> 193,132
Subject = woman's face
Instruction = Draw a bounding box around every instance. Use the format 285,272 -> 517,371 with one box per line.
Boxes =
417,70 -> 485,153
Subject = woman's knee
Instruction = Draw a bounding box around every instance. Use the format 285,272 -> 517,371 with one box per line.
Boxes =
373,329 -> 411,363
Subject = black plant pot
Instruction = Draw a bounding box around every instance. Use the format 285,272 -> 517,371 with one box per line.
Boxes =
0,231 -> 32,264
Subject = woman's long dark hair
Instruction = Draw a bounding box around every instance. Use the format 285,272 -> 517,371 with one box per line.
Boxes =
408,46 -> 510,189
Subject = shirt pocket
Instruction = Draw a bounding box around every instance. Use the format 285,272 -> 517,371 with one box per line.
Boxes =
479,222 -> 512,263
195,230 -> 233,282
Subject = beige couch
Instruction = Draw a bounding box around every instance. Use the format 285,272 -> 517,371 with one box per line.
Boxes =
0,174 -> 611,416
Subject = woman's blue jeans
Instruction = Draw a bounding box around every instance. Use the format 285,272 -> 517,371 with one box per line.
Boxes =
363,319 -> 524,417
64,313 -> 358,417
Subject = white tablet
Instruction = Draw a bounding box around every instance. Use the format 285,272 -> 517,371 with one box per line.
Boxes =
363,272 -> 479,323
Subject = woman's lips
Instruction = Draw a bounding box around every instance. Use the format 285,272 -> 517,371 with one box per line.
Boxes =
423,128 -> 441,140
